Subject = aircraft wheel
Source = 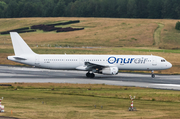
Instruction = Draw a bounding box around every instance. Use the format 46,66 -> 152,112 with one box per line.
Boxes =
151,74 -> 155,78
90,73 -> 95,78
86,72 -> 91,77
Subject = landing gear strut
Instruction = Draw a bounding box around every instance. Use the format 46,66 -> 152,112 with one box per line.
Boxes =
151,70 -> 155,78
86,72 -> 95,78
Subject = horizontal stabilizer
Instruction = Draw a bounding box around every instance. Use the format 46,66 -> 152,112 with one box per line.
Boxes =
14,57 -> 27,60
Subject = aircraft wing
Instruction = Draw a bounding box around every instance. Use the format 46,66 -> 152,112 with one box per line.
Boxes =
76,62 -> 114,71
84,62 -> 108,70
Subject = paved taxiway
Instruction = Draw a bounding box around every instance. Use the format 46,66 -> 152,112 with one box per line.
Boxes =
0,65 -> 180,90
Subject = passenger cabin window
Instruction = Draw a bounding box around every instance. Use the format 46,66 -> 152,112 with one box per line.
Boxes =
161,59 -> 166,62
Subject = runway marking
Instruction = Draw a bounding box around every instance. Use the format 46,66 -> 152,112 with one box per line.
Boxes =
153,84 -> 180,87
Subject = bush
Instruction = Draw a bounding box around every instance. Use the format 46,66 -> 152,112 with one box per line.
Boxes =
152,98 -> 156,101
175,21 -> 180,30
17,86 -> 24,89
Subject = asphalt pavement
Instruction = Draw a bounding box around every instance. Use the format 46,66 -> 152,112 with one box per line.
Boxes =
0,65 -> 180,90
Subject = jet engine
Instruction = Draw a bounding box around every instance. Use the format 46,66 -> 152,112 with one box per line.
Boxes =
102,67 -> 118,75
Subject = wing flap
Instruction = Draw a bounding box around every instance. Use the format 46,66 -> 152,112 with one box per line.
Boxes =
76,62 -> 114,71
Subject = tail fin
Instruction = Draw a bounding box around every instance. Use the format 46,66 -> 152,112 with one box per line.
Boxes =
10,32 -> 36,56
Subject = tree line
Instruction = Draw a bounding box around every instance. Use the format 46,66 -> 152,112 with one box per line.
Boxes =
0,0 -> 180,19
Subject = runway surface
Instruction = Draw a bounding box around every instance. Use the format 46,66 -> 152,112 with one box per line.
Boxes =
0,65 -> 180,90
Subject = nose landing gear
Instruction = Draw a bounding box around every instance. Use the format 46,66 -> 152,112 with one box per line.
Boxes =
151,70 -> 155,78
86,72 -> 95,78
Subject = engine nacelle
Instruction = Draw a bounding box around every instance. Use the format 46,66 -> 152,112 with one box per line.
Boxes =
102,67 -> 118,75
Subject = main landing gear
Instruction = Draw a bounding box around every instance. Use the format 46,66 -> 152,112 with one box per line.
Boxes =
151,70 -> 155,78
86,72 -> 95,78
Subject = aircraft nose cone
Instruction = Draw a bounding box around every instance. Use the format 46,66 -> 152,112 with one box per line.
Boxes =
167,62 -> 172,69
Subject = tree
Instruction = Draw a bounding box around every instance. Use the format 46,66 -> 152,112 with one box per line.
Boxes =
19,2 -> 43,17
53,0 -> 66,17
116,0 -> 128,18
148,0 -> 162,18
64,0 -> 76,5
127,0 -> 137,18
0,0 -> 180,19
0,1 -> 7,10
4,1 -> 19,18
98,0 -> 117,17
84,0 -> 97,17
0,1 -> 7,18
135,0 -> 149,18
162,0 -> 174,18
106,0 -> 117,17
175,2 -> 180,19
175,21 -> 180,30
161,0 -> 178,19
65,2 -> 74,17
43,0 -> 55,17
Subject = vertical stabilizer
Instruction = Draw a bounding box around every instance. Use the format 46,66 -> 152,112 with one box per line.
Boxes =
10,32 -> 36,56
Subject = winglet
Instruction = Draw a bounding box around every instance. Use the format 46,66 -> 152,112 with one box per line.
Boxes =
10,32 -> 36,56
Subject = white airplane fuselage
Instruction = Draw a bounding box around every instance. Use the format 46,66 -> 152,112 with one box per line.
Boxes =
8,54 -> 172,71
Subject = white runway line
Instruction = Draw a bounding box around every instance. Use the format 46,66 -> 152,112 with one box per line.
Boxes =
153,84 -> 180,87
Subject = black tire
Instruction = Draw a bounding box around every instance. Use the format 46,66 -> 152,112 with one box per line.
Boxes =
151,74 -> 155,78
86,73 -> 90,77
90,73 -> 95,78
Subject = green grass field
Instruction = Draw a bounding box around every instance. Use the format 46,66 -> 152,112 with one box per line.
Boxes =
0,83 -> 180,119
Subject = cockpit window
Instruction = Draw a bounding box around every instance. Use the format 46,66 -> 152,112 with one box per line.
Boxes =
161,59 -> 166,62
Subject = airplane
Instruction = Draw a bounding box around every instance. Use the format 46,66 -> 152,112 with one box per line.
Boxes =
7,32 -> 172,78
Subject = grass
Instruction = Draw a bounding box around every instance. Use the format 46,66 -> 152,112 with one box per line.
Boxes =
0,18 -> 179,48
0,18 -> 180,74
0,18 -> 164,48
0,17 -> 179,49
0,83 -> 180,119
120,48 -> 180,53
161,20 -> 180,48
154,23 -> 164,46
